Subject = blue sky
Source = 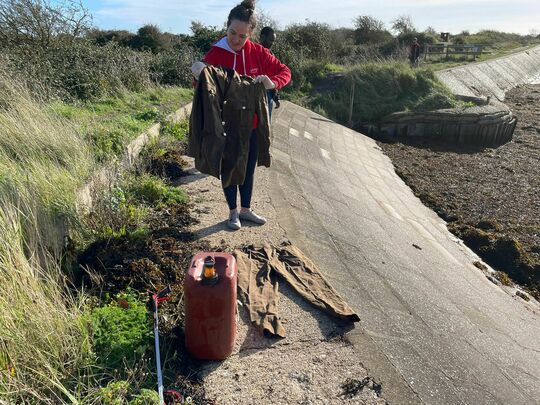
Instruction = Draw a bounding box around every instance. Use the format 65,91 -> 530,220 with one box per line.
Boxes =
85,0 -> 540,35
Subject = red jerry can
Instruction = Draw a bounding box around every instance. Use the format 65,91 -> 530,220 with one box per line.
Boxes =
184,252 -> 237,360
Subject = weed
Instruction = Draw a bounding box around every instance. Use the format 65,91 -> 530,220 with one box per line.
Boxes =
127,174 -> 188,206
135,107 -> 163,122
495,271 -> 513,286
130,388 -> 160,404
87,292 -> 152,371
160,118 -> 189,142
91,127 -> 126,162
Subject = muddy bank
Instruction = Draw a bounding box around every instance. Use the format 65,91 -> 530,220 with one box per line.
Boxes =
378,84 -> 540,299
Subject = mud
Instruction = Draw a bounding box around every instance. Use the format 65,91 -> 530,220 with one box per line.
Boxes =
148,149 -> 190,180
378,83 -> 540,299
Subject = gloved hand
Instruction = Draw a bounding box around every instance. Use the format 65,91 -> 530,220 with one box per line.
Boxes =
191,61 -> 206,80
254,75 -> 276,90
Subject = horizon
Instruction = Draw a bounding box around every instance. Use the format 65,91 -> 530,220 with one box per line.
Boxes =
83,0 -> 540,36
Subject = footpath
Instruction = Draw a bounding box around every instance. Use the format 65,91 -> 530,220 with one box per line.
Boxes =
179,101 -> 540,404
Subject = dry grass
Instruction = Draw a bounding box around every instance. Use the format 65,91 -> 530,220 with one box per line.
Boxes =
0,74 -> 99,403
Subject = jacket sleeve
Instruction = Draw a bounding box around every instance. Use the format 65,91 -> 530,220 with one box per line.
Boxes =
187,77 -> 203,159
261,48 -> 291,90
255,83 -> 271,167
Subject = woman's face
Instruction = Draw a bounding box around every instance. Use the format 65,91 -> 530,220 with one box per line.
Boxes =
227,19 -> 251,52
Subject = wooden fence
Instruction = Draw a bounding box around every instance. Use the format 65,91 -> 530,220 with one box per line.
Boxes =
425,44 -> 483,60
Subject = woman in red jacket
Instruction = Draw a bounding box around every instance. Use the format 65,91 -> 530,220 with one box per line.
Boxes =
193,0 -> 291,231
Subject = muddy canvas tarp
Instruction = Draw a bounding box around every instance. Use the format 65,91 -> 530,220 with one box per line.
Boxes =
234,243 -> 360,338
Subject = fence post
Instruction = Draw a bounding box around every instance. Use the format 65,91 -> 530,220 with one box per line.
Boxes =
348,81 -> 355,128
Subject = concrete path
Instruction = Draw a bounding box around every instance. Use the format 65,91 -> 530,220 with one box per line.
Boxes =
264,101 -> 540,405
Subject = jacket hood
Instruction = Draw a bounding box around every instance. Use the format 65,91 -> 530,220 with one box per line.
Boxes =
213,36 -> 236,54
211,36 -> 251,75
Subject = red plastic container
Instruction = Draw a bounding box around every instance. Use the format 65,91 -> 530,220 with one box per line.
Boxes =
184,252 -> 237,360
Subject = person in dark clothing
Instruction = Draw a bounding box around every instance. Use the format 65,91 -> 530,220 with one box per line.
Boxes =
260,26 -> 276,50
409,37 -> 421,66
259,26 -> 280,117
190,0 -> 291,231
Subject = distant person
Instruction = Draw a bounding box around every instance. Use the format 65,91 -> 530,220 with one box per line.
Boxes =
409,37 -> 421,66
259,26 -> 280,116
260,26 -> 276,50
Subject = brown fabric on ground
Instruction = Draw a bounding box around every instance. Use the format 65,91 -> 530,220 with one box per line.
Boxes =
234,242 -> 360,338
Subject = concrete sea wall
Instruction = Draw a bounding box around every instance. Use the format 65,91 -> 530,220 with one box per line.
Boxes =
381,46 -> 540,147
435,45 -> 540,101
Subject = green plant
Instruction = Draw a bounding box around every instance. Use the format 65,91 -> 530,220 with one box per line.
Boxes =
129,388 -> 160,404
134,107 -> 163,122
98,380 -> 131,404
127,174 -> 188,206
88,292 -> 152,371
91,127 -> 126,162
160,118 -> 189,142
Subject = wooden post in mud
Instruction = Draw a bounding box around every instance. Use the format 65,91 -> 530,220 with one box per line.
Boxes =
348,81 -> 355,128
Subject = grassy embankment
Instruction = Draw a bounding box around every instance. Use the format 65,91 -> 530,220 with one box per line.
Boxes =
294,62 -> 470,130
0,79 -> 192,403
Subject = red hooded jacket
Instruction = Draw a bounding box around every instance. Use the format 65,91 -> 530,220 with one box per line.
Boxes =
203,37 -> 291,128
204,37 -> 291,90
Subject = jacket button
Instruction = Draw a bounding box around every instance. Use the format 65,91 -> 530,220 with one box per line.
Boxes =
242,106 -> 246,110
224,132 -> 227,137
222,121 -> 226,125
224,100 -> 227,104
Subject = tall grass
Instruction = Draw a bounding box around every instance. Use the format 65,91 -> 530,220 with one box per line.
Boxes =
0,74 -> 97,403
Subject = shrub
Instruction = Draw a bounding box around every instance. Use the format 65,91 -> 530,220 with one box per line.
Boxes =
150,47 -> 198,87
88,292 -> 151,371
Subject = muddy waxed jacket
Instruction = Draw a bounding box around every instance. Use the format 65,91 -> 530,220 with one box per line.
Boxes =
188,65 -> 270,188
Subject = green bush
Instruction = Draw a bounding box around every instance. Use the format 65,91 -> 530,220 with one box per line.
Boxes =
150,47 -> 199,87
88,292 -> 151,371
98,381 -> 160,405
2,39 -> 197,101
413,91 -> 457,111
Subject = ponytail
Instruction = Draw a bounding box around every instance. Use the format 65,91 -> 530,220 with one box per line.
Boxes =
227,0 -> 257,30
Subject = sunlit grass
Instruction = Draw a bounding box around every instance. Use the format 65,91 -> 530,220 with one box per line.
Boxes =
0,75 -> 97,403
48,86 -> 192,163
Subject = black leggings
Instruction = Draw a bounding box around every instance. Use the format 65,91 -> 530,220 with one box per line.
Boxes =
223,130 -> 258,210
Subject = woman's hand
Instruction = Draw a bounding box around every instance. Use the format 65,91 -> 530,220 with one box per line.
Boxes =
254,75 -> 276,90
191,61 -> 206,80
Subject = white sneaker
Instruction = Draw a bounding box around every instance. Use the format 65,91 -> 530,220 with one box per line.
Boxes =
239,209 -> 267,225
227,211 -> 241,230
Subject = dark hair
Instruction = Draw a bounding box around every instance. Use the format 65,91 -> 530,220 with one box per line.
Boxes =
227,0 -> 257,30
260,26 -> 275,37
